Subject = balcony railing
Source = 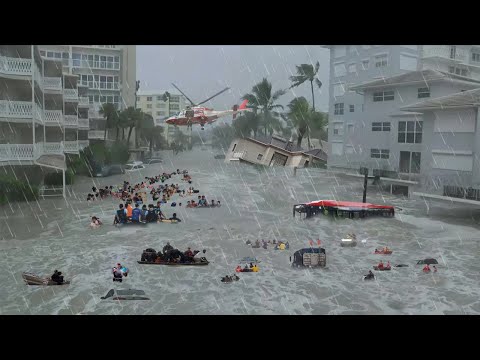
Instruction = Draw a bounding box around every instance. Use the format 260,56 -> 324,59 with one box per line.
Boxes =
422,46 -> 466,62
64,115 -> 78,127
43,77 -> 62,91
64,140 -> 79,153
78,118 -> 89,128
78,97 -> 89,106
78,140 -> 89,150
232,151 -> 248,160
0,100 -> 43,123
0,56 -> 32,76
88,130 -> 105,140
64,88 -> 78,101
0,144 -> 35,161
44,110 -> 63,125
43,142 -> 64,155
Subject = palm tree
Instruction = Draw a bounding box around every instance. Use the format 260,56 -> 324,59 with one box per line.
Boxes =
287,97 -> 311,148
289,61 -> 323,148
242,78 -> 285,137
98,103 -> 120,141
119,107 -> 143,147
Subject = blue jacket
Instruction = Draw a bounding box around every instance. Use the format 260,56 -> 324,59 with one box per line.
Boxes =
131,208 -> 142,221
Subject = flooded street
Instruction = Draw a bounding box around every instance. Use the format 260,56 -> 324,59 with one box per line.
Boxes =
1,148 -> 480,315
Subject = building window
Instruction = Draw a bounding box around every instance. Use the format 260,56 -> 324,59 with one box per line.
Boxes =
449,66 -> 469,77
333,123 -> 343,135
169,104 -> 180,111
375,54 -> 388,68
147,97 -> 152,101
334,103 -> 344,115
156,111 -> 162,116
232,144 -> 237,152
418,87 -> 430,98
362,60 -> 369,70
156,96 -> 163,101
347,124 -> 354,133
257,154 -> 263,160
398,121 -> 423,144
372,122 -> 391,131
371,149 -> 390,159
472,52 -> 480,63
170,95 -> 180,102
147,104 -> 152,109
373,90 -> 395,102
333,83 -> 345,97
348,63 -> 356,73
334,63 -> 346,77
349,105 -> 354,113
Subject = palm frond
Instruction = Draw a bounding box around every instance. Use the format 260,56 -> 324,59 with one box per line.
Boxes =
315,78 -> 323,89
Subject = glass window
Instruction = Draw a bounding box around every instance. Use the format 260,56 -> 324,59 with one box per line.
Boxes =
362,60 -> 369,70
54,52 -> 61,59
372,122 -> 382,131
418,87 -> 430,98
375,54 -> 388,68
349,105 -> 354,112
373,90 -> 395,102
62,52 -> 69,59
398,121 -> 423,144
334,103 -> 344,115
147,97 -> 153,102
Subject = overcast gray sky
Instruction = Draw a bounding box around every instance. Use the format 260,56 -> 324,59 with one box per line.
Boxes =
137,46 -> 330,115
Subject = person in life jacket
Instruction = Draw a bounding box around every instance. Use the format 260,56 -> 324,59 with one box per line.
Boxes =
252,264 -> 259,272
125,201 -> 133,219
377,260 -> 384,270
423,264 -> 431,272
131,203 -> 142,222
278,242 -> 286,250
386,261 -> 391,269
115,204 -> 128,224
235,265 -> 242,273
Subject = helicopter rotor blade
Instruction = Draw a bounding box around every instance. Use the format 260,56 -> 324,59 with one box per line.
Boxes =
171,83 -> 196,106
196,87 -> 230,106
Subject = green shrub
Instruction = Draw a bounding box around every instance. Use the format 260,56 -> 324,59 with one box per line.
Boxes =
0,176 -> 39,204
107,141 -> 130,164
44,170 -> 75,186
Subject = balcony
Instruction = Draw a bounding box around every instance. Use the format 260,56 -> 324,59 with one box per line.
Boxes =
63,88 -> 78,101
78,97 -> 90,107
44,110 -> 63,126
0,100 -> 43,123
64,115 -> 78,128
64,140 -> 79,153
422,46 -> 466,62
43,77 -> 62,91
0,56 -> 32,76
0,144 -> 35,162
88,130 -> 105,140
88,109 -> 104,119
78,140 -> 89,150
42,142 -> 64,155
78,118 -> 89,128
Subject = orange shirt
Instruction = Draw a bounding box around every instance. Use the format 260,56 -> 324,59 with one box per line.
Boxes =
126,204 -> 133,217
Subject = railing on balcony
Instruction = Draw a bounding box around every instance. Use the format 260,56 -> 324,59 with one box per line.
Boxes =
88,130 -> 105,140
63,88 -> 78,101
43,142 -> 64,155
44,110 -> 63,125
64,140 -> 79,152
78,97 -> 89,106
43,77 -> 62,91
64,115 -> 78,127
232,151 -> 248,160
78,118 -> 89,128
0,100 -> 37,120
422,46 -> 466,62
0,56 -> 32,76
0,144 -> 35,161
78,140 -> 89,150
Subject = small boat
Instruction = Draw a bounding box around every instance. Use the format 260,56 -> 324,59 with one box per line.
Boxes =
239,257 -> 261,263
363,275 -> 375,281
137,260 -> 209,266
22,272 -> 70,286
101,289 -> 150,301
416,258 -> 438,265
340,238 -> 357,247
373,266 -> 391,271
374,249 -> 393,255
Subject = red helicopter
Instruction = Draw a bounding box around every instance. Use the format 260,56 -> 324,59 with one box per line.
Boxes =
165,83 -> 249,130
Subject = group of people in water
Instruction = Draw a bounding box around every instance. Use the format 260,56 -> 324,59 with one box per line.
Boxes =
141,243 -> 207,264
235,263 -> 259,272
246,239 -> 290,250
186,195 -> 221,208
113,201 -> 181,224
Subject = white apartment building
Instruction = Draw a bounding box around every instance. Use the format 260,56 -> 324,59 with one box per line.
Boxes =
0,45 -> 69,190
136,90 -> 188,144
39,45 -> 136,144
325,45 -> 480,201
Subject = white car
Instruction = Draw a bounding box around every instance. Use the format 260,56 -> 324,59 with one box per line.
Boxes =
125,164 -> 146,172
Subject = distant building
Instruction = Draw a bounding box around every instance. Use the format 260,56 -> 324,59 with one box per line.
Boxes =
225,135 -> 327,167
136,90 -> 189,144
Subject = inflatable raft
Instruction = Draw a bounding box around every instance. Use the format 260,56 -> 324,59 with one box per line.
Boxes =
137,260 -> 209,266
374,249 -> 393,255
101,289 -> 150,301
340,238 -> 357,247
22,272 -> 70,286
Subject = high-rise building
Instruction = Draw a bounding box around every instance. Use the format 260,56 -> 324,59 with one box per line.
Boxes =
38,45 -> 136,143
136,90 -> 188,144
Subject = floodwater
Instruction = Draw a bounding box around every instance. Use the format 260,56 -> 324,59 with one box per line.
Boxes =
1,148 -> 480,315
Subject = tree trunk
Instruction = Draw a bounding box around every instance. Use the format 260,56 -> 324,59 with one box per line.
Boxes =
122,128 -> 125,140
116,126 -> 119,141
310,80 -> 315,111
127,126 -> 134,147
307,80 -> 313,149
104,119 -> 108,142
297,134 -> 304,148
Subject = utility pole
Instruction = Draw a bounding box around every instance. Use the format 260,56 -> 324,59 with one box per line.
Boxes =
360,167 -> 368,203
